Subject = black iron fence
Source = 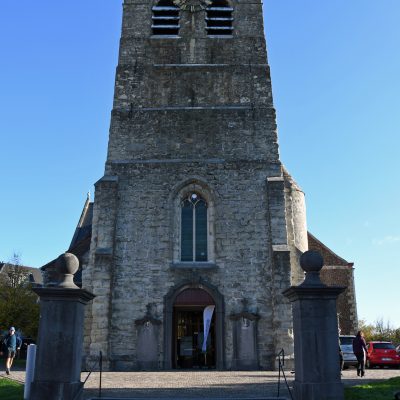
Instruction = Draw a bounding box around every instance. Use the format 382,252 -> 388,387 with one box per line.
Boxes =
72,351 -> 103,400
276,348 -> 294,399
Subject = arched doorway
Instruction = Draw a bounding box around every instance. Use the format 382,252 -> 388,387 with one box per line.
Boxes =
164,282 -> 225,369
174,288 -> 215,368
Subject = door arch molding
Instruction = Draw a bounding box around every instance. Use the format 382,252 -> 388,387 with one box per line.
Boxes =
164,280 -> 225,369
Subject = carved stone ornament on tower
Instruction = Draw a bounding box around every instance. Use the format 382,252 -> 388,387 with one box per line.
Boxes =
173,0 -> 212,12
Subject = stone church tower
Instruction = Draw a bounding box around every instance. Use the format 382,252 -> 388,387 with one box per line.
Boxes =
83,0 -> 309,370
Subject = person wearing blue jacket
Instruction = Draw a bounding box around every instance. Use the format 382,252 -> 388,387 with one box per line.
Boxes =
2,327 -> 22,375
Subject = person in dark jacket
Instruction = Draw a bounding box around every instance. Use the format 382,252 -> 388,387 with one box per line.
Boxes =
352,330 -> 367,377
2,327 -> 22,375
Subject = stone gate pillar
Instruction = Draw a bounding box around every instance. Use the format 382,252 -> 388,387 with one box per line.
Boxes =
283,251 -> 345,400
30,253 -> 95,400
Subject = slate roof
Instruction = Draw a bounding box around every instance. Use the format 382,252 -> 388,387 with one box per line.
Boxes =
0,263 -> 43,284
41,195 -> 93,273
69,195 -> 93,251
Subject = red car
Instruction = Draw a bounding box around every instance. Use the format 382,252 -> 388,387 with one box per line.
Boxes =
366,341 -> 400,368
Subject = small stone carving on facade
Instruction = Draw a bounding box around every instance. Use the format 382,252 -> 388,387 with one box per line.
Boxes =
134,303 -> 162,370
242,317 -> 250,329
230,298 -> 260,370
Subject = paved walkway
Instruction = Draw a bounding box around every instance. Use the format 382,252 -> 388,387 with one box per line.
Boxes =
82,371 -> 293,399
2,367 -> 400,399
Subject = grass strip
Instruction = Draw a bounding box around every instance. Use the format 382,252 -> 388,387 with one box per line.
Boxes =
345,376 -> 400,400
0,377 -> 24,400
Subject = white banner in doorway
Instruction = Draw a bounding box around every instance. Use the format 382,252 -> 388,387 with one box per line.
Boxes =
202,305 -> 215,352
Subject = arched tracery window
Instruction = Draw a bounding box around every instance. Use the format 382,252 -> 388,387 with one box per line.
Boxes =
205,0 -> 233,36
152,0 -> 180,36
181,193 -> 208,262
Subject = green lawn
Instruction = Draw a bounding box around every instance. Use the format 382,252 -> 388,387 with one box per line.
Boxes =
0,378 -> 24,400
345,377 -> 400,400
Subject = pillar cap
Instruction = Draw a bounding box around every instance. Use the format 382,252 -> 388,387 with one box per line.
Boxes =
56,252 -> 79,289
299,250 -> 325,287
32,287 -> 95,303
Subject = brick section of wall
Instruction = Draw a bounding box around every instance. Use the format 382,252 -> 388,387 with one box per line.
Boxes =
308,233 -> 358,335
308,233 -> 348,267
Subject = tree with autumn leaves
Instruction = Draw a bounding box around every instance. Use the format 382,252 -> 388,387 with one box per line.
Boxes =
358,318 -> 400,345
0,254 -> 39,339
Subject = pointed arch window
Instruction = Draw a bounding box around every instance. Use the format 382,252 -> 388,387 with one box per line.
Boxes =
181,193 -> 208,262
152,0 -> 180,36
205,0 -> 233,36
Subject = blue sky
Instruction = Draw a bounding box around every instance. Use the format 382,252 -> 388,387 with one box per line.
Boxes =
1,1 -> 399,327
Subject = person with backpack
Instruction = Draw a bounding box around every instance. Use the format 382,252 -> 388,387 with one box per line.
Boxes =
2,327 -> 22,375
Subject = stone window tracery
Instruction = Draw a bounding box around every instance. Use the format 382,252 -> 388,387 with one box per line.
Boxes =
172,181 -> 215,265
181,193 -> 208,262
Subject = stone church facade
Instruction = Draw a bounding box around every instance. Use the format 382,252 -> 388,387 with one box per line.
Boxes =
83,0 -> 308,371
42,0 -> 358,370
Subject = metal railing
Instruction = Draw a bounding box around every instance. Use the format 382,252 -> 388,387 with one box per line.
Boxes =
72,351 -> 103,400
276,349 -> 294,400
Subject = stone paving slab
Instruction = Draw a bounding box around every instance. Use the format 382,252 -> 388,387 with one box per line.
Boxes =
2,367 -> 399,399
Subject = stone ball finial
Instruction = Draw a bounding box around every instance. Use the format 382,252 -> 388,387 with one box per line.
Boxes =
299,250 -> 325,287
300,251 -> 324,272
56,252 -> 79,289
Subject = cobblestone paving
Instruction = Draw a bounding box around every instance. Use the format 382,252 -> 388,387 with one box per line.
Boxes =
82,370 -> 293,399
2,367 -> 399,399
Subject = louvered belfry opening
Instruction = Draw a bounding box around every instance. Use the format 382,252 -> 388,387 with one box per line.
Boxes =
152,0 -> 180,36
206,0 -> 233,36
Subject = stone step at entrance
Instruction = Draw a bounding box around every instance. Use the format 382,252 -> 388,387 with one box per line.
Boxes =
89,398 -> 288,400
